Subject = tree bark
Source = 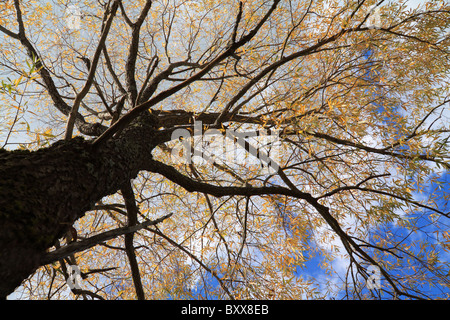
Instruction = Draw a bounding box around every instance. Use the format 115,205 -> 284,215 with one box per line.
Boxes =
0,113 -> 157,299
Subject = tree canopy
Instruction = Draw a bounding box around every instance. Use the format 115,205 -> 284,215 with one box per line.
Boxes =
0,0 -> 449,300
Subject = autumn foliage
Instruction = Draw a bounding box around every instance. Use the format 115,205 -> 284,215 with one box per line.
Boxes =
0,0 -> 449,299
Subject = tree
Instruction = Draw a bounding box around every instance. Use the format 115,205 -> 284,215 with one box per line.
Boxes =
0,0 -> 449,300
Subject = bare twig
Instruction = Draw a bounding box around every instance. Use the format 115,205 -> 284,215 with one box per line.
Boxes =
64,0 -> 120,140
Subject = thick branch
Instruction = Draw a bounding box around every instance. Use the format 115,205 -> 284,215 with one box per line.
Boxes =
5,0 -> 107,136
0,25 -> 19,39
92,0 -> 281,148
40,213 -> 172,266
0,112 -> 158,298
305,130 -> 450,168
65,0 -> 119,140
144,159 -> 311,199
121,181 -> 146,300
125,0 -> 153,105
145,156 -> 426,299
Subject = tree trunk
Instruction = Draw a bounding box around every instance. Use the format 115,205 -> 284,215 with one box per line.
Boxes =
0,114 -> 157,298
